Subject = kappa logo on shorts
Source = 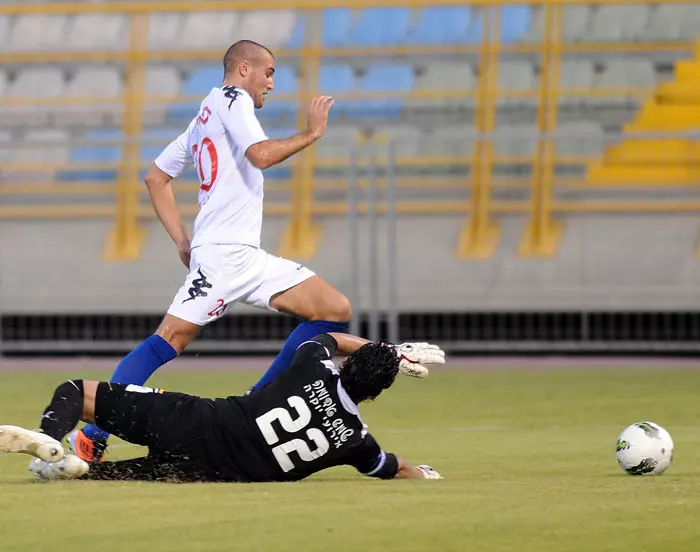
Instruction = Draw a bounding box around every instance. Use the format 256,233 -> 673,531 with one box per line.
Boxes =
182,268 -> 213,303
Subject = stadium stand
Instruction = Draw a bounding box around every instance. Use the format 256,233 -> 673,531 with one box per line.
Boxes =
3,0 -> 700,336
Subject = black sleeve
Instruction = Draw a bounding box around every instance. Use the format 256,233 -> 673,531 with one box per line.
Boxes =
292,334 -> 339,364
347,433 -> 399,480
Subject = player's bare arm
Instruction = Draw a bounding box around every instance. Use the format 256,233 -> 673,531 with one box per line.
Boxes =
246,96 -> 334,170
144,164 -> 191,268
395,457 -> 443,480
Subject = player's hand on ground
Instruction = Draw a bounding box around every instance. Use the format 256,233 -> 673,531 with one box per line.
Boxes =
393,342 -> 445,379
306,96 -> 334,140
416,465 -> 443,480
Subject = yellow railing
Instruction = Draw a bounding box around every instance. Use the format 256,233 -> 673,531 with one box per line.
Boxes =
1,0 -> 699,261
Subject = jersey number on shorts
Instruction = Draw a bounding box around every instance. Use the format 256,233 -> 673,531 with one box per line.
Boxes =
192,137 -> 219,192
255,396 -> 330,473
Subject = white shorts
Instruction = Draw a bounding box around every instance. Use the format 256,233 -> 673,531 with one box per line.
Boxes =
167,244 -> 316,326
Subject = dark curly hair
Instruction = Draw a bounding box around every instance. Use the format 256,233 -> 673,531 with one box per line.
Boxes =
339,342 -> 400,404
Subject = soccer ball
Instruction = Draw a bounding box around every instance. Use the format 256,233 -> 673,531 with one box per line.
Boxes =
616,421 -> 674,476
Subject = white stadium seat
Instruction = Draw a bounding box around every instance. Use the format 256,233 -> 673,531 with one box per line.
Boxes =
6,15 -> 69,52
66,14 -> 128,50
180,12 -> 240,49
0,17 -> 9,50
144,66 -> 182,125
148,13 -> 184,50
2,68 -> 66,127
12,129 -> 70,183
237,11 -> 297,48
59,68 -> 124,126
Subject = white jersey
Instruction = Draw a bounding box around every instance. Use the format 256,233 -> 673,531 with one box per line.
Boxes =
154,87 -> 268,249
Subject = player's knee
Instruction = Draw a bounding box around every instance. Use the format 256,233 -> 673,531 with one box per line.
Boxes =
155,315 -> 198,353
314,293 -> 352,322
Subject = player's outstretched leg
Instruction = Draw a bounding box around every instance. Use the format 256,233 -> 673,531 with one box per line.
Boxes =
0,426 -> 64,463
251,276 -> 351,391
77,317 -> 189,460
0,378 -> 89,464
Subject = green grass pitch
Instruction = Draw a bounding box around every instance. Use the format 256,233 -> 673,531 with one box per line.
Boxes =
1,364 -> 700,551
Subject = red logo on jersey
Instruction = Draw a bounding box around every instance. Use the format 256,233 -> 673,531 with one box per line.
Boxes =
207,299 -> 226,318
198,106 -> 211,124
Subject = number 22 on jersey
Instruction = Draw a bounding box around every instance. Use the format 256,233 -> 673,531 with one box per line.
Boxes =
255,396 -> 330,473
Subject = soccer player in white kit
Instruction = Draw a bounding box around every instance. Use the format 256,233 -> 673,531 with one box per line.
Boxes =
73,40 -> 352,462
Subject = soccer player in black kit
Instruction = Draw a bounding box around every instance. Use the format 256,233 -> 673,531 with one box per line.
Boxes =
0,333 -> 444,482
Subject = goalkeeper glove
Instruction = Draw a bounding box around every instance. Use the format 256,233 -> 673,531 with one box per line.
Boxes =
393,342 -> 445,379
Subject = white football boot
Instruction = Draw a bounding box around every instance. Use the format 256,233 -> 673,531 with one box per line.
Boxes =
0,425 -> 64,462
28,455 -> 89,481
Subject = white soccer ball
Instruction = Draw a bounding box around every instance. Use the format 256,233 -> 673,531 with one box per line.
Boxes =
616,421 -> 674,476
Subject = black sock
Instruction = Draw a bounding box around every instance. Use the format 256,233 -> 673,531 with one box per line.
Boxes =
40,380 -> 84,442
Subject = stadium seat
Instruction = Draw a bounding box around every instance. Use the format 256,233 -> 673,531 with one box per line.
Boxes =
559,60 -> 596,107
58,68 -> 124,127
468,6 -> 531,43
383,124 -> 424,158
2,68 -> 66,127
555,121 -> 605,157
14,129 -> 70,183
497,61 -> 536,106
0,17 -> 9,50
237,11 -> 298,48
347,8 -> 411,46
0,70 -> 7,98
315,125 -> 361,159
6,15 -> 69,51
319,65 -> 356,93
23,129 -> 70,160
285,15 -> 304,48
493,124 -> 538,158
350,64 -> 414,119
412,7 -> 474,44
180,12 -> 240,49
147,13 -> 183,50
144,66 -> 182,126
645,6 -> 700,41
66,14 -> 128,50
60,128 -> 122,182
0,131 -> 11,167
264,65 -> 298,118
596,60 -> 656,105
322,9 -> 353,47
169,65 -> 221,122
500,6 -> 531,43
523,5 -> 591,43
586,5 -> 649,42
414,61 -> 474,109
139,128 -> 180,163
428,126 -> 476,158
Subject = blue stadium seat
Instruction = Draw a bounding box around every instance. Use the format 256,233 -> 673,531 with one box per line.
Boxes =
285,15 -> 304,48
170,65 -> 221,123
467,6 -> 532,43
348,8 -> 411,45
59,129 -> 122,182
265,65 -> 298,118
322,9 -> 353,47
348,64 -> 414,119
319,65 -> 355,92
413,7 -> 478,44
139,128 -> 180,163
500,6 -> 531,42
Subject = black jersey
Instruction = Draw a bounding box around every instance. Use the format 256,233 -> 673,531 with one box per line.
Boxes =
202,334 -> 399,482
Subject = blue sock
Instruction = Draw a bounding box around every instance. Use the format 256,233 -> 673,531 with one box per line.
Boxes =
251,320 -> 348,391
82,335 -> 177,441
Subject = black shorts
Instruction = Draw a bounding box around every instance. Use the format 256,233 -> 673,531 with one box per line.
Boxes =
94,382 -> 215,479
